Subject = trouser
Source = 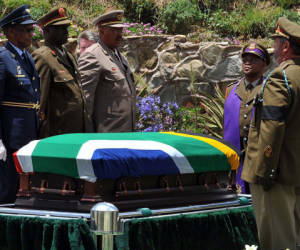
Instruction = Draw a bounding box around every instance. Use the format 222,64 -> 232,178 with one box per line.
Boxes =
251,183 -> 300,250
0,150 -> 19,203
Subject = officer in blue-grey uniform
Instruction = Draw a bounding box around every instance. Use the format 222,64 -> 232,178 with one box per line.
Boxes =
0,5 -> 40,203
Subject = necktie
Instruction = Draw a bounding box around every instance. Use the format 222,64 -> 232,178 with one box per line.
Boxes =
22,52 -> 33,74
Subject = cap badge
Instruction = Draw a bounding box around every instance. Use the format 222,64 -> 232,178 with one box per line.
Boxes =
25,9 -> 30,14
249,43 -> 256,50
116,14 -> 122,21
58,8 -> 66,17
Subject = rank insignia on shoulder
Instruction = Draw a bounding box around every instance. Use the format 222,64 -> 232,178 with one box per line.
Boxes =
264,145 -> 273,158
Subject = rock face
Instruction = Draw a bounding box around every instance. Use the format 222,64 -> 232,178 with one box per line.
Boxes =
0,36 -> 275,105
120,35 -> 276,105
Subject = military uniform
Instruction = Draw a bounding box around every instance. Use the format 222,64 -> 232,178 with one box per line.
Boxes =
224,42 -> 269,194
33,44 -> 87,137
78,10 -> 136,132
242,17 -> 300,249
0,5 -> 40,202
32,8 -> 91,138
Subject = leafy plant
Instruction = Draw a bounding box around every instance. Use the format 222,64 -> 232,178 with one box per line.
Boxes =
274,0 -> 300,8
159,0 -> 201,34
118,0 -> 158,24
196,84 -> 225,138
123,22 -> 163,36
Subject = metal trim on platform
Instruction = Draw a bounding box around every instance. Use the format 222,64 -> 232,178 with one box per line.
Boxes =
0,196 -> 252,220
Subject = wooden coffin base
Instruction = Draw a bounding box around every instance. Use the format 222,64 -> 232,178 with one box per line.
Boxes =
15,172 -> 237,212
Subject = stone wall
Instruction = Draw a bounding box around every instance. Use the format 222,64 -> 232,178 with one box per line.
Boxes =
120,35 -> 276,105
0,36 -> 276,105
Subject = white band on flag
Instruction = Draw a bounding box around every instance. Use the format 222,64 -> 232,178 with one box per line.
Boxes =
76,140 -> 194,182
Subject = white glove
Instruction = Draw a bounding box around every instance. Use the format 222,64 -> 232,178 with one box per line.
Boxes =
0,139 -> 7,162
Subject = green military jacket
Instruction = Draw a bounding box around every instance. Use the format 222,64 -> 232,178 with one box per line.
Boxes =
242,58 -> 300,187
32,43 -> 92,138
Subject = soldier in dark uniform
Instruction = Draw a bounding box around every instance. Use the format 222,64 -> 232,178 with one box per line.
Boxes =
242,17 -> 300,249
0,5 -> 40,203
32,8 -> 91,138
223,42 -> 270,194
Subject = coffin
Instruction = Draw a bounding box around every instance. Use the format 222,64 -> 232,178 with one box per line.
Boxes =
13,132 -> 240,212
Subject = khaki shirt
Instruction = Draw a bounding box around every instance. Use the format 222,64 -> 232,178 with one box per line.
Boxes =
78,40 -> 136,132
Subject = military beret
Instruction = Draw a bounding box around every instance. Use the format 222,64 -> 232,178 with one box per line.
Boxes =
272,17 -> 300,44
93,10 -> 124,28
242,42 -> 270,65
37,7 -> 70,29
0,5 -> 36,28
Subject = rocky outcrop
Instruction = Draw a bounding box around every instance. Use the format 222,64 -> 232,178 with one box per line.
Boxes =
120,35 -> 275,105
0,35 -> 275,105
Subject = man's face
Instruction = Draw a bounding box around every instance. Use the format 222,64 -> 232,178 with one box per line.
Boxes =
46,25 -> 69,46
79,38 -> 95,55
273,37 -> 285,64
10,24 -> 34,49
242,54 -> 266,77
99,26 -> 123,49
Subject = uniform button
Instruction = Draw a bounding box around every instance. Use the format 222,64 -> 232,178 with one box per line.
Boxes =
35,88 -> 38,92
20,82 -> 23,85
64,78 -> 67,81
32,77 -> 35,80
244,114 -> 247,119
243,137 -> 247,142
245,104 -> 249,108
243,125 -> 247,130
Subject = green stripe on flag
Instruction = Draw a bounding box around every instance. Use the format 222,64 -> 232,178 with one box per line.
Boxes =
31,132 -> 232,177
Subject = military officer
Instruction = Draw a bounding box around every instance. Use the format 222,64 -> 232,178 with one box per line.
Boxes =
242,17 -> 300,249
0,5 -> 40,202
78,10 -> 136,132
223,42 -> 270,194
32,7 -> 91,138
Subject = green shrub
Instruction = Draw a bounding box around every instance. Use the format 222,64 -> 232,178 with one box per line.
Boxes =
207,9 -> 239,37
274,0 -> 300,8
118,0 -> 158,24
30,1 -> 52,20
159,0 -> 201,34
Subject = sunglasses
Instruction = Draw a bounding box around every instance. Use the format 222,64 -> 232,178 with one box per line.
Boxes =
14,26 -> 34,33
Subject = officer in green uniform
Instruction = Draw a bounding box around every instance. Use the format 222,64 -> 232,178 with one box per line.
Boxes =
32,7 -> 91,138
242,17 -> 300,250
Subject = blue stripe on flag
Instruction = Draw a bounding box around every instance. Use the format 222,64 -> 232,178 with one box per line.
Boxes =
91,148 -> 180,179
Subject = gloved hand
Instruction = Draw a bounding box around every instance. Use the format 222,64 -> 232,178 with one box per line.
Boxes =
0,139 -> 7,162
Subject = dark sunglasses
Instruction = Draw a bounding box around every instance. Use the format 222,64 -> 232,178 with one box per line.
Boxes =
15,26 -> 34,33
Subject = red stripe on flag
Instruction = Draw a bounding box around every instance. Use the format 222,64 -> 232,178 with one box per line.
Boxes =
13,151 -> 23,173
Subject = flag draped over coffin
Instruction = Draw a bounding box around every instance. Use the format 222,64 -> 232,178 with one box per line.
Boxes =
13,132 -> 240,183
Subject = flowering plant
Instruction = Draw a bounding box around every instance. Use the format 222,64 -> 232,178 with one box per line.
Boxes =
32,24 -> 43,41
136,95 -> 181,132
123,22 -> 163,36
0,32 -> 5,41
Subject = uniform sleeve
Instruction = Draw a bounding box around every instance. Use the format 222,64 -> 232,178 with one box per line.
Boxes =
32,51 -> 52,122
78,51 -> 101,117
255,70 -> 291,178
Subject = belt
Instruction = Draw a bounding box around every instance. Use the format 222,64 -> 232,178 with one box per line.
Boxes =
1,101 -> 40,110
